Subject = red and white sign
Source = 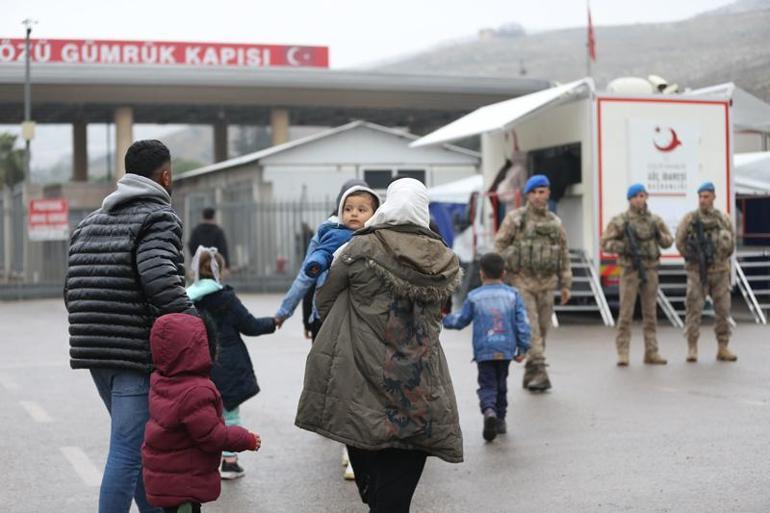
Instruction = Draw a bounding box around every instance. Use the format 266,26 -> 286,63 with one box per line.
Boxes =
0,38 -> 329,68
28,198 -> 69,241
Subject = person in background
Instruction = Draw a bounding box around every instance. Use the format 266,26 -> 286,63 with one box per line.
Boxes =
494,174 -> 572,392
142,313 -> 261,513
65,139 -> 194,513
275,179 -> 379,340
675,182 -> 737,363
296,178 -> 464,513
601,183 -> 673,366
443,252 -> 531,442
186,246 -> 276,479
188,208 -> 229,268
275,179 -> 380,480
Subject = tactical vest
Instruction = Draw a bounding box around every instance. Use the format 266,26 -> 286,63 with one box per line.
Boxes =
507,211 -> 563,275
685,213 -> 731,263
623,212 -> 660,262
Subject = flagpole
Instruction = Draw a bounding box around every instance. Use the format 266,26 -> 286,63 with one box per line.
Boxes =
586,1 -> 592,79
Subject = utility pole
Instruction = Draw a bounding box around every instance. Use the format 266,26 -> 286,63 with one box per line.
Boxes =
21,18 -> 37,184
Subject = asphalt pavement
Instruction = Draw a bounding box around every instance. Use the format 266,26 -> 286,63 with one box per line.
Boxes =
1,295 -> 768,513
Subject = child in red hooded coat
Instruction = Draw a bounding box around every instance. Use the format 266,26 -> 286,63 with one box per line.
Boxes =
142,313 -> 260,513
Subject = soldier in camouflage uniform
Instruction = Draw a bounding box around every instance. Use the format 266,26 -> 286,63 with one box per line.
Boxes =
600,183 -> 673,366
495,175 -> 572,392
675,182 -> 737,363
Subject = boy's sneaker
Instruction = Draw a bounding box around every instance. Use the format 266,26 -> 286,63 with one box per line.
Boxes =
496,418 -> 507,435
220,459 -> 245,480
482,409 -> 498,442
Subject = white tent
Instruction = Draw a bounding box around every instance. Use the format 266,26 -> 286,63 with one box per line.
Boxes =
427,174 -> 483,203
410,78 -> 594,147
689,83 -> 770,134
735,151 -> 770,195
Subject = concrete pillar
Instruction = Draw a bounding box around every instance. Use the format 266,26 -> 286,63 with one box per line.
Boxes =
114,107 -> 134,179
270,108 -> 290,146
213,121 -> 228,162
72,121 -> 88,182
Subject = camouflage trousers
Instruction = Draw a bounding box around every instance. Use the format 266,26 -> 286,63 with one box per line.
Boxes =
684,270 -> 731,345
511,277 -> 554,365
616,266 -> 659,355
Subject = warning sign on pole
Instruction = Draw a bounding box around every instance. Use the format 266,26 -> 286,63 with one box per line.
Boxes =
28,198 -> 69,241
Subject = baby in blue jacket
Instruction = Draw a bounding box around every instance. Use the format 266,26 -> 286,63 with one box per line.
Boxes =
443,252 -> 531,442
304,185 -> 380,277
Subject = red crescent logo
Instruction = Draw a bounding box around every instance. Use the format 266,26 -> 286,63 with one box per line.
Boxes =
653,126 -> 682,152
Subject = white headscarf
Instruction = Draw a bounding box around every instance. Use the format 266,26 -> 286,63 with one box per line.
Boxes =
190,245 -> 222,283
364,178 -> 430,228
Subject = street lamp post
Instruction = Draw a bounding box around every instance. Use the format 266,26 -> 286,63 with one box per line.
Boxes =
22,18 -> 37,184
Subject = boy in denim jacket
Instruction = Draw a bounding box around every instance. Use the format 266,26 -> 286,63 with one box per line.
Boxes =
443,252 -> 531,442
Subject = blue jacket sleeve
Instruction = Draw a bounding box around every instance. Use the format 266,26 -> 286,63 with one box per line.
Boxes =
275,231 -> 323,320
304,229 -> 353,278
232,294 -> 276,336
303,249 -> 333,278
442,298 -> 474,330
513,292 -> 531,354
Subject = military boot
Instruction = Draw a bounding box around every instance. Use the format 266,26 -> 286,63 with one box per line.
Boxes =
617,349 -> 629,367
643,352 -> 668,365
527,363 -> 552,392
716,341 -> 737,362
686,340 -> 698,363
522,360 -> 537,389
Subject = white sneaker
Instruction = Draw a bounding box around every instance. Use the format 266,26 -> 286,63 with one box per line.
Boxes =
342,446 -> 349,467
344,461 -> 355,481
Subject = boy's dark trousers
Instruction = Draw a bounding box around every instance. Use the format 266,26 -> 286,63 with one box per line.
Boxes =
477,360 -> 511,418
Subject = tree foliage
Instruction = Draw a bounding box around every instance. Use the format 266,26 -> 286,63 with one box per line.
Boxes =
0,133 -> 25,187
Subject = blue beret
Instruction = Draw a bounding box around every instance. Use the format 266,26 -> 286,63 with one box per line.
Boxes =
627,183 -> 647,200
697,182 -> 715,194
524,174 -> 550,194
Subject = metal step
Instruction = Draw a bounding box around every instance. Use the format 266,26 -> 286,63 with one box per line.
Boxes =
735,262 -> 770,268
736,261 -> 768,325
660,283 -> 688,291
658,269 -> 689,276
556,305 -> 609,312
552,249 -> 614,327
552,290 -> 597,298
657,288 -> 684,328
737,251 -> 770,258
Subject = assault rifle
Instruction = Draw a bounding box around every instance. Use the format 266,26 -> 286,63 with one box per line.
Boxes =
624,223 -> 647,284
688,217 -> 715,287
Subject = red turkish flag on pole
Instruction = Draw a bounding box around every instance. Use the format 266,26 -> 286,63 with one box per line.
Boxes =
587,7 -> 597,62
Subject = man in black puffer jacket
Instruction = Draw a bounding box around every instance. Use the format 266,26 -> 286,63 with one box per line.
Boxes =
64,139 -> 194,513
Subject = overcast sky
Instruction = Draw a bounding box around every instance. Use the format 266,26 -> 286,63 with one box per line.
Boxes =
0,0 -> 738,170
3,0 -> 734,68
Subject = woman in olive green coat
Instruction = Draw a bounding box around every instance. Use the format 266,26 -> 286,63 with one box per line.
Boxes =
295,178 -> 463,513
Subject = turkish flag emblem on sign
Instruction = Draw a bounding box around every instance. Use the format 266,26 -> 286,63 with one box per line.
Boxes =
281,46 -> 328,66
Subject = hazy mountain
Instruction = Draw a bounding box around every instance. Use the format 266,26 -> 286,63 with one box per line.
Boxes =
375,0 -> 770,101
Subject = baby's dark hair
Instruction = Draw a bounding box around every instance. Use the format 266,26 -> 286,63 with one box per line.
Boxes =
344,190 -> 380,210
480,252 -> 505,280
199,311 -> 219,363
